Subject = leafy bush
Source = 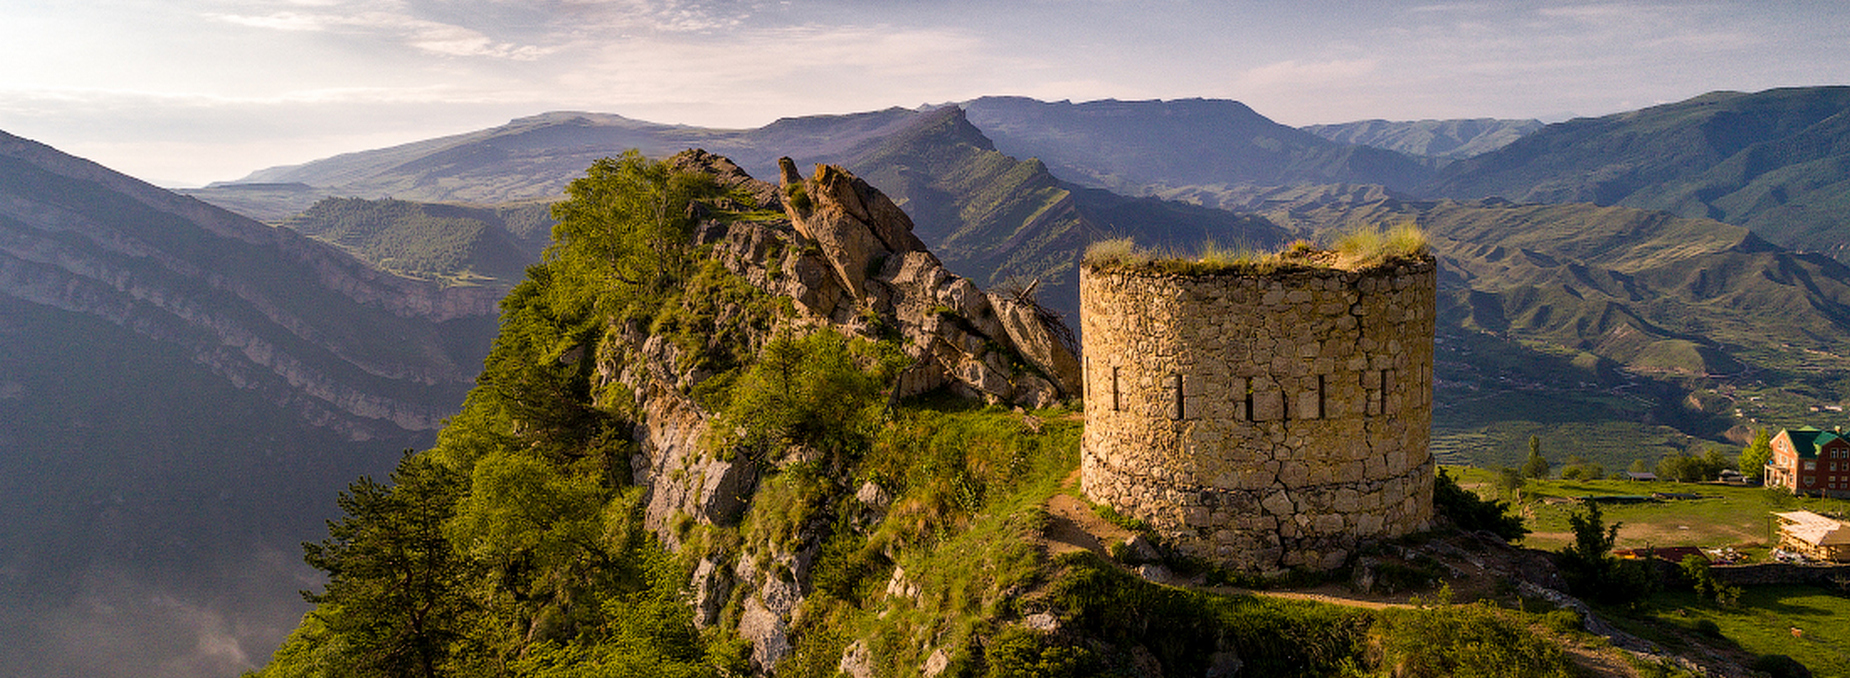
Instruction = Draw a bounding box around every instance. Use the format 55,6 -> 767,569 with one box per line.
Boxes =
1559,455 -> 1605,481
983,627 -> 1095,678
1433,468 -> 1529,540
712,328 -> 889,460
1751,654 -> 1813,678
1373,594 -> 1577,678
1035,552 -> 1369,676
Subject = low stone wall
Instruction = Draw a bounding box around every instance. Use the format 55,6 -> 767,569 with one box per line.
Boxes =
1711,563 -> 1850,586
1079,257 -> 1436,572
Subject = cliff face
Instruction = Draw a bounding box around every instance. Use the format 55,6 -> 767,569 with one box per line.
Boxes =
0,131 -> 512,677
0,131 -> 500,438
594,150 -> 1081,669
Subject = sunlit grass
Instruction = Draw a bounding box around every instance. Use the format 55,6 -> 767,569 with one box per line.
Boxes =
1083,223 -> 1427,275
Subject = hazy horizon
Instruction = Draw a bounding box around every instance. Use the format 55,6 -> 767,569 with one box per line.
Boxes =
4,1 -> 1849,187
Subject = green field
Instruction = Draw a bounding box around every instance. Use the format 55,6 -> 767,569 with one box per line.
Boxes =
1615,587 -> 1850,678
1448,467 -> 1850,553
1451,467 -> 1850,677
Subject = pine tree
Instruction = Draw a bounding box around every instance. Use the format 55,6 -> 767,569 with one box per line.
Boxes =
1521,435 -> 1551,479
300,452 -> 470,678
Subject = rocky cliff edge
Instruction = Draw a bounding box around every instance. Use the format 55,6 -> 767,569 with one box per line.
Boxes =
593,149 -> 1081,670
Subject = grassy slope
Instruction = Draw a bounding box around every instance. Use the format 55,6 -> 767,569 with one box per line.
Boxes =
1625,586 -> 1849,678
1451,466 -> 1850,677
776,407 -> 1594,678
1448,467 -> 1850,552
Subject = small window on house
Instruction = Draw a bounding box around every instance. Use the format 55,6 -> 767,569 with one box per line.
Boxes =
1806,461 -> 1817,470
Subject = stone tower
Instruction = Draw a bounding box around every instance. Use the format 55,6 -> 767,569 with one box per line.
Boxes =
1079,255 -> 1437,572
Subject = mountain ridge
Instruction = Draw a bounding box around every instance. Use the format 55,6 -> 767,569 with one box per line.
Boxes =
1301,117 -> 1542,160
1427,86 -> 1850,262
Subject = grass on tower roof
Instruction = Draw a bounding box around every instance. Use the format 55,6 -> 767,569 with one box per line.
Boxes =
1084,223 -> 1429,276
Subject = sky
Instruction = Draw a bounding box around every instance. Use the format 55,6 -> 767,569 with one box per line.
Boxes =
2,0 -> 1847,187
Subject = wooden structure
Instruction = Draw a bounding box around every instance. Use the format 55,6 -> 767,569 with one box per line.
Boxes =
1774,510 -> 1850,562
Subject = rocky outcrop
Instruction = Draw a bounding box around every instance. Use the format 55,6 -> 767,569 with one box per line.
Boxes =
599,150 -> 1085,671
774,156 -> 1081,407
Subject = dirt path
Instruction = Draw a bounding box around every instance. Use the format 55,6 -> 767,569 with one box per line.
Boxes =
1043,491 -> 1133,557
1039,475 -> 1412,610
1035,484 -> 1641,677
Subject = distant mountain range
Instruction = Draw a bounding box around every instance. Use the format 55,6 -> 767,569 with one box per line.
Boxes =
959,96 -> 1435,193
0,131 -> 500,677
1429,86 -> 1850,262
1302,118 -> 1542,161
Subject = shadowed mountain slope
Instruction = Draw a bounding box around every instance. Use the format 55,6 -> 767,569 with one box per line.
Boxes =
278,197 -> 553,287
0,130 -> 501,677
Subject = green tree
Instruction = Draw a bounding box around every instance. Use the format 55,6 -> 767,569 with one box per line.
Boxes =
1559,455 -> 1605,481
1521,435 -> 1550,479
547,150 -> 718,316
1494,467 -> 1526,500
1657,448 -> 1733,482
717,329 -> 893,458
1740,428 -> 1772,480
298,452 -> 471,678
1434,468 -> 1529,541
1557,502 -> 1654,604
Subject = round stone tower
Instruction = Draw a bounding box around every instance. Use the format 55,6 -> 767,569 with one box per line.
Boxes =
1079,255 -> 1437,572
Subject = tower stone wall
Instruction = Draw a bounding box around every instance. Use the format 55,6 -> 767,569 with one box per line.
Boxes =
1079,257 -> 1436,572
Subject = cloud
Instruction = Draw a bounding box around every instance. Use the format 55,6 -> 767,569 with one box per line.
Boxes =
551,22 -> 1007,116
206,4 -> 558,59
1236,59 -> 1380,88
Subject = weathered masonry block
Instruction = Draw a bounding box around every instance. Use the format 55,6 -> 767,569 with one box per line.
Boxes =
1079,256 -> 1437,572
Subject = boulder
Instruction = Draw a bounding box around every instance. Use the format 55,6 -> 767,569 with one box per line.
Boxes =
691,556 -> 732,629
780,158 -> 936,299
738,597 -> 791,672
989,292 -> 1083,397
838,639 -> 874,678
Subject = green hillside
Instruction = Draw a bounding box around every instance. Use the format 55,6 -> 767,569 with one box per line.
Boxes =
253,153 -> 1618,678
280,197 -> 553,286
1430,86 -> 1850,263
